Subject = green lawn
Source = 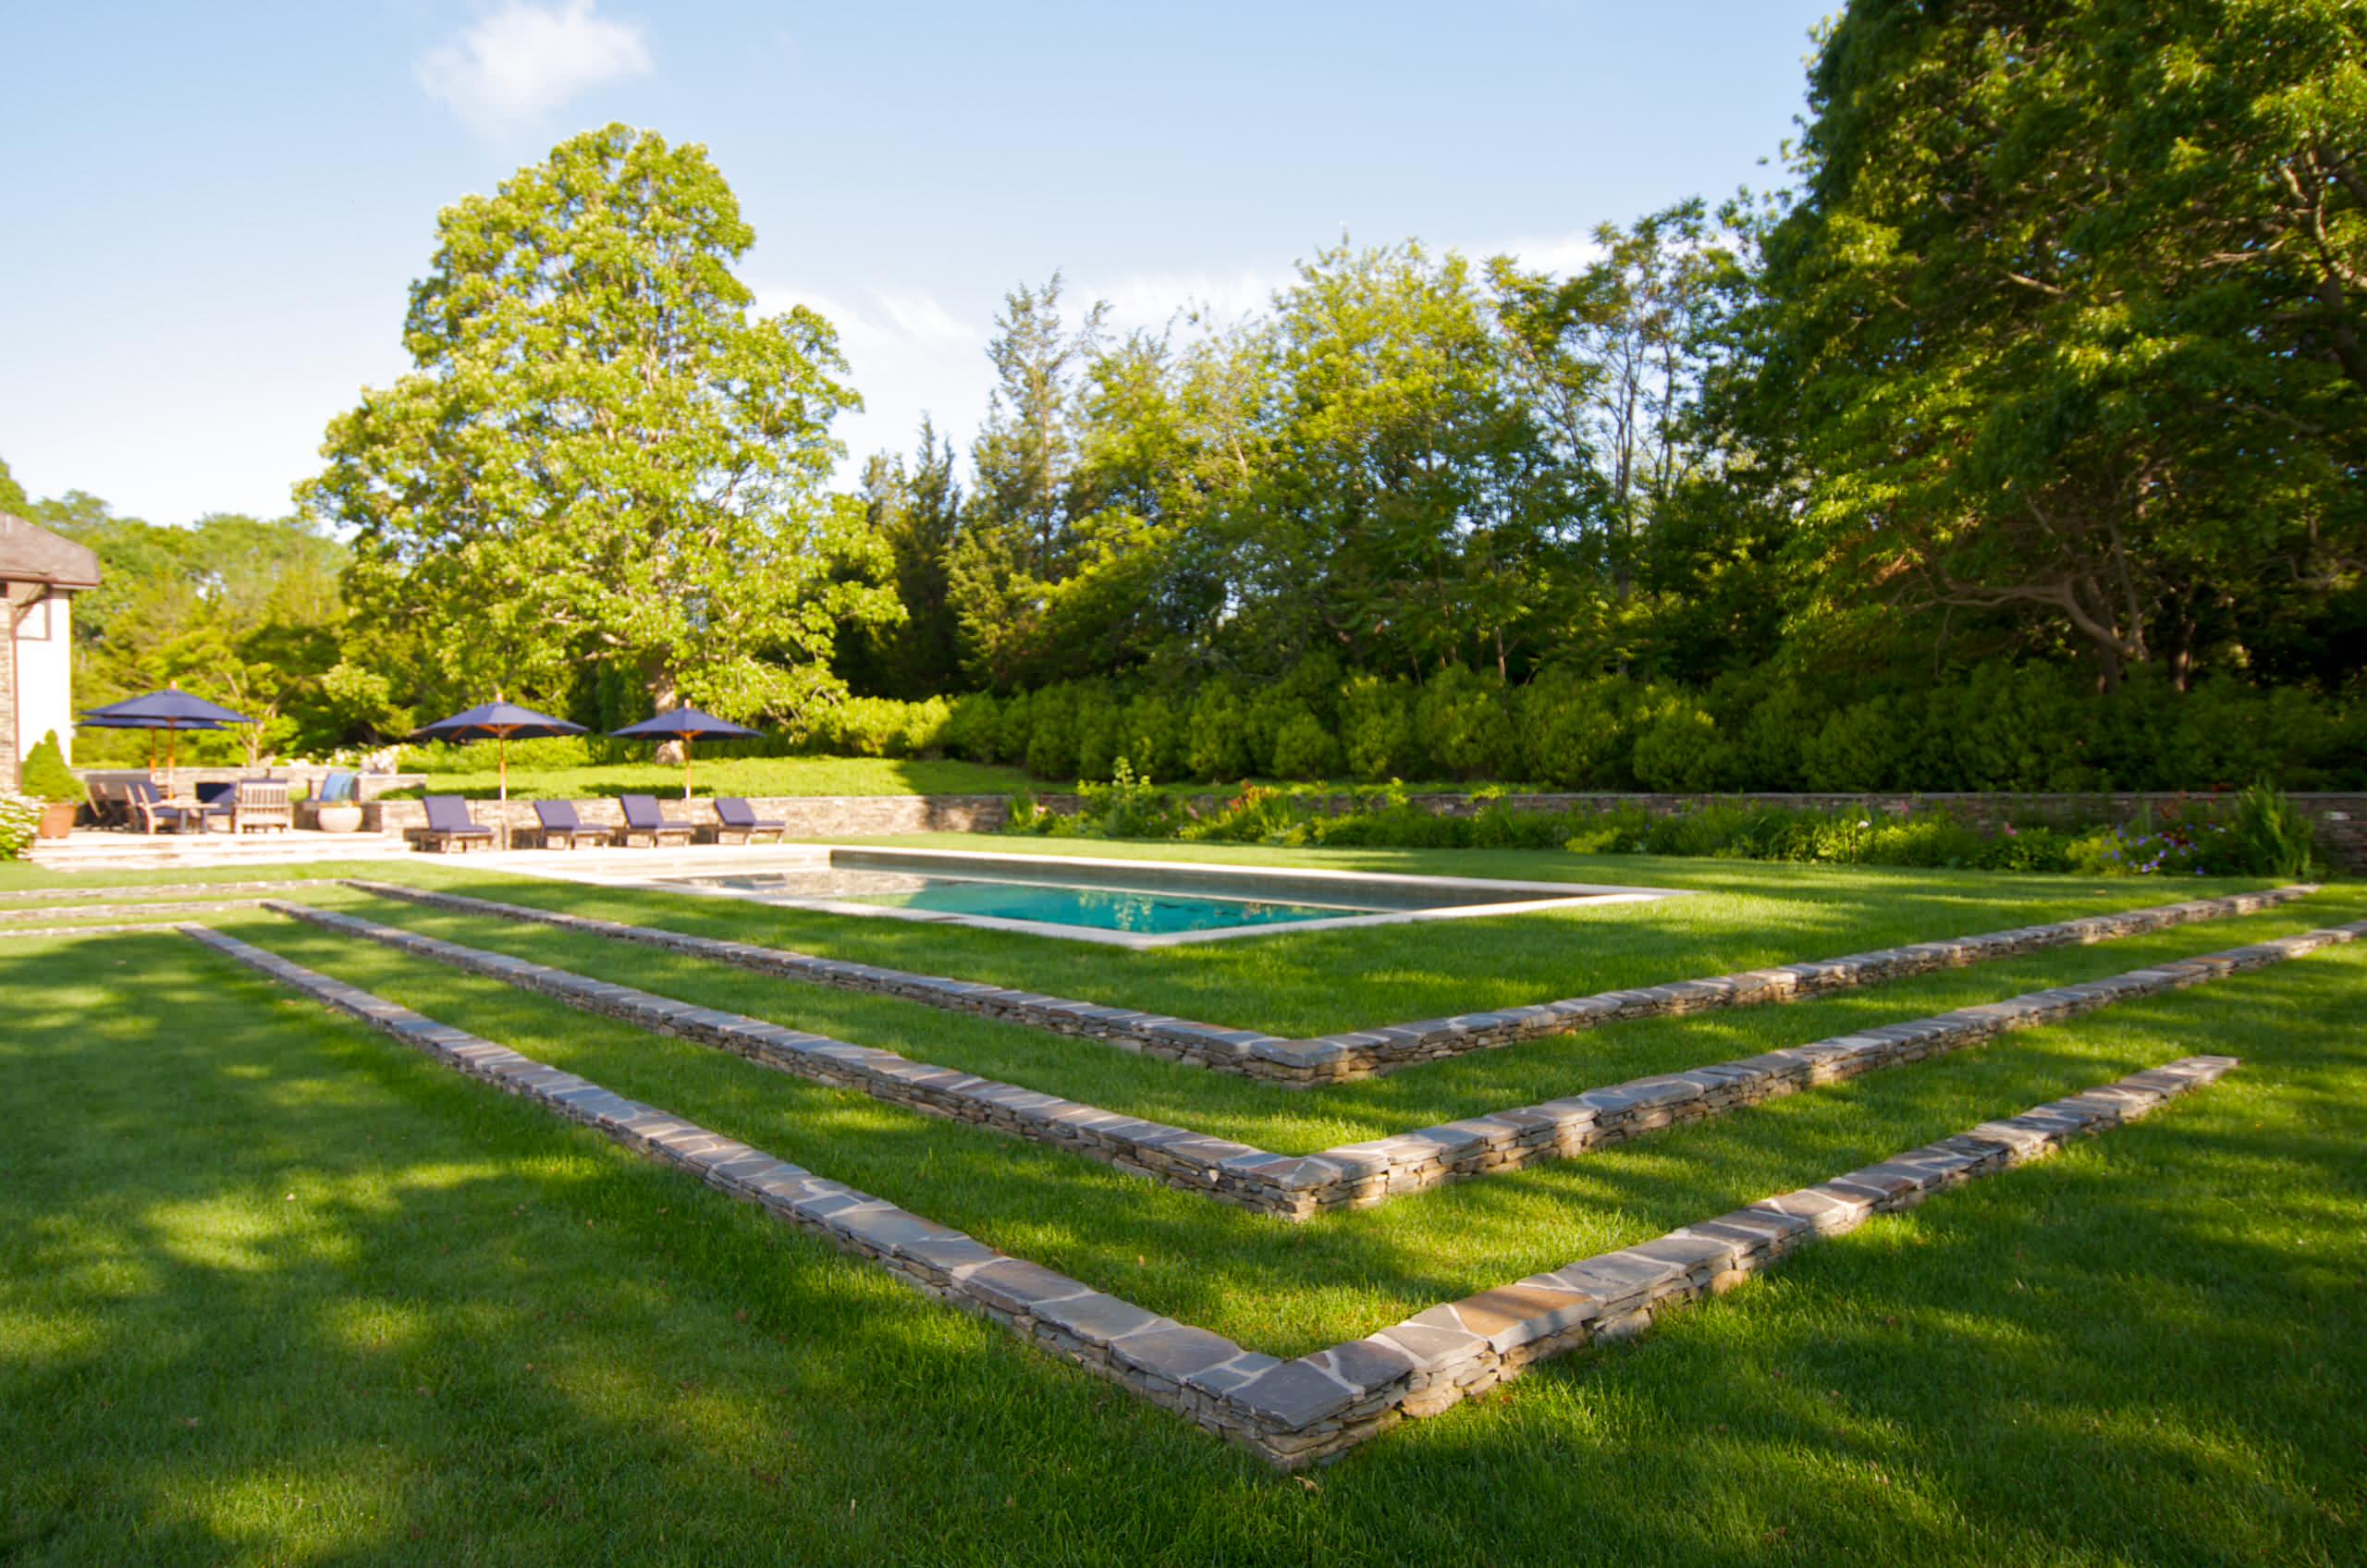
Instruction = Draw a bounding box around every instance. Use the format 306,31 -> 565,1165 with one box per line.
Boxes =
379,756 -> 1029,801
4,847 -> 2362,1564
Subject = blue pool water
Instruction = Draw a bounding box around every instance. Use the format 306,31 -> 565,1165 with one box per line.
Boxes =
666,867 -> 1386,935
839,880 -> 1355,934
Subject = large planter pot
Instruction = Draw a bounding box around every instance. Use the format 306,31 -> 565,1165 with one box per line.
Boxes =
313,802 -> 364,835
37,801 -> 77,839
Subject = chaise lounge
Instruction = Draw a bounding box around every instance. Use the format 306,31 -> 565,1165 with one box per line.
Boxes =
411,794 -> 497,852
617,793 -> 694,849
709,796 -> 787,844
530,799 -> 614,850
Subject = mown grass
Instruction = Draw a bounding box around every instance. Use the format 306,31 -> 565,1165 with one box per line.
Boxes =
380,756 -> 1028,801
350,839 -> 2291,1038
275,878 -> 2367,1155
4,913 -> 2362,1565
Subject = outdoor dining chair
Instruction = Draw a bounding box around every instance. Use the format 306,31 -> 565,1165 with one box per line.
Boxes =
231,778 -> 293,834
122,779 -> 196,835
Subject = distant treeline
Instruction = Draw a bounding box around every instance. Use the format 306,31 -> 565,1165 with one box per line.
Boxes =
12,1 -> 2362,790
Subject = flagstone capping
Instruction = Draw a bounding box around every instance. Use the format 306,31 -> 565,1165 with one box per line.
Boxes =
341,878 -> 2316,1084
0,898 -> 273,924
260,897 -> 2361,1221
3,918 -> 269,939
175,921 -> 2249,1468
0,879 -> 325,901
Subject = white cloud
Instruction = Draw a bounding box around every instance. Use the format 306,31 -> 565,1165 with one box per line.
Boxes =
1490,230 -> 1606,279
417,0 -> 652,130
755,284 -> 991,472
1093,267 -> 1291,336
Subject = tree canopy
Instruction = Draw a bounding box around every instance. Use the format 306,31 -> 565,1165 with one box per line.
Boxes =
301,123 -> 898,723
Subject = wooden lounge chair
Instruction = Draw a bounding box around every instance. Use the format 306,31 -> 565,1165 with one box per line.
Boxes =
617,793 -> 694,848
709,796 -> 787,844
232,778 -> 293,834
411,794 -> 497,852
88,778 -> 130,828
123,779 -> 196,835
530,800 -> 614,850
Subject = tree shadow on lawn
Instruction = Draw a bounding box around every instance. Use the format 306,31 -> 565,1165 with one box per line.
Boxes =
191,908 -> 2351,1366
0,939 -> 1261,1564
5,937 -> 2361,1565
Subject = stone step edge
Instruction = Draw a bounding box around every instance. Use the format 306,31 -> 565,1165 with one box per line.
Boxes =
0,920 -> 226,940
173,921 -> 2252,1470
261,899 -> 2359,1226
341,877 -> 2317,1084
0,877 -> 328,902
0,898 -> 274,924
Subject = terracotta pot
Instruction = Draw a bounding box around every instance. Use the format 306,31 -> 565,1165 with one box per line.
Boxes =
314,802 -> 364,834
37,800 -> 77,839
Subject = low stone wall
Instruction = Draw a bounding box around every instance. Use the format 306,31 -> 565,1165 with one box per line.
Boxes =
350,878 -> 2317,1085
166,920 -> 2254,1469
362,792 -> 1008,841
279,894 -> 2361,1220
77,767 -> 424,801
1044,790 -> 2367,873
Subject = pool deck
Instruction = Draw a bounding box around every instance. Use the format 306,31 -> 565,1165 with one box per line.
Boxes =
501,843 -> 1686,947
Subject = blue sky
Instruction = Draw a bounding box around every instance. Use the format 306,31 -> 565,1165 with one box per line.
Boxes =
1,1 -> 1832,525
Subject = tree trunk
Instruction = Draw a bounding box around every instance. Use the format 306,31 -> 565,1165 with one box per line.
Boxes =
646,658 -> 684,766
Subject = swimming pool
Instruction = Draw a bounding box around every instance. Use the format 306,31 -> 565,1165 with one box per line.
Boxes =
532,846 -> 1685,946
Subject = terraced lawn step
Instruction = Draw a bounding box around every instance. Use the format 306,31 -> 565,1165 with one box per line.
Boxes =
0,899 -> 272,924
261,897 -> 2361,1219
0,878 -> 323,901
0,919 -> 245,939
345,878 -> 2317,1084
175,922 -> 2241,1470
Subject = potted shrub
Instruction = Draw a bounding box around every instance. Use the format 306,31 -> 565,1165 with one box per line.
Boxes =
18,730 -> 82,839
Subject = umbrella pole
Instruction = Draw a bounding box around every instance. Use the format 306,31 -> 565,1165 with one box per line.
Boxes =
683,738 -> 693,802
499,735 -> 509,802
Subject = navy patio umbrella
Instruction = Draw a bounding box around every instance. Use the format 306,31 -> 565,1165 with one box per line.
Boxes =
79,686 -> 258,787
410,698 -> 587,801
608,705 -> 762,800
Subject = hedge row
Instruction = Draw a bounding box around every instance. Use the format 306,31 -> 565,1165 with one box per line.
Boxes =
393,661 -> 2365,793
844,662 -> 2366,793
1010,778 -> 2324,879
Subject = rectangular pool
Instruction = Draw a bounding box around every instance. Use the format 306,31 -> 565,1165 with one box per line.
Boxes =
553,846 -> 1684,946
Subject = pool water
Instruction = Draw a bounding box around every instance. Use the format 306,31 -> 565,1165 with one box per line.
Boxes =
840,879 -> 1358,934
664,867 -> 1391,935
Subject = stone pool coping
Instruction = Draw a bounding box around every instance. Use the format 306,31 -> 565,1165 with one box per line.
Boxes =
177,921 -> 2240,1469
507,843 -> 1686,948
257,898 -> 2361,1219
343,878 -> 2319,1084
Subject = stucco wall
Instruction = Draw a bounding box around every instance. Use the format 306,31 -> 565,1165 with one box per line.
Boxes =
11,591 -> 75,768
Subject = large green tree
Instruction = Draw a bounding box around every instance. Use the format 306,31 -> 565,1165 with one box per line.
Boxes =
303,124 -> 898,723
1749,0 -> 2367,688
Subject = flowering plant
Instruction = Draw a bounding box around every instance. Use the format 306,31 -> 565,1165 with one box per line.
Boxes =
0,790 -> 44,861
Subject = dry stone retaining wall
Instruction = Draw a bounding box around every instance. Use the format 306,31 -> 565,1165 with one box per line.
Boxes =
347,878 -> 2317,1084
264,897 -> 2361,1219
169,920 -> 2250,1469
363,794 -> 1005,841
